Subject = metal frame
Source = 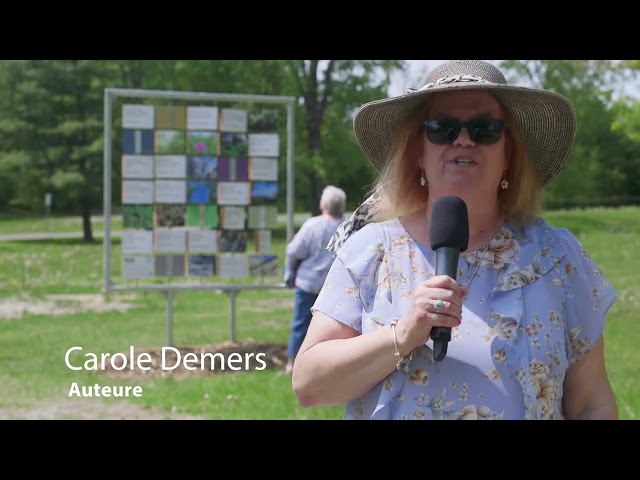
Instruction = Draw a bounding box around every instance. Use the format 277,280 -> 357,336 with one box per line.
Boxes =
103,87 -> 296,345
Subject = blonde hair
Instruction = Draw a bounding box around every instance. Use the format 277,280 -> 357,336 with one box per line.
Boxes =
367,93 -> 542,225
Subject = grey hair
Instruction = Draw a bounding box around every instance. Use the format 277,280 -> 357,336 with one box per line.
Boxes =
320,185 -> 347,216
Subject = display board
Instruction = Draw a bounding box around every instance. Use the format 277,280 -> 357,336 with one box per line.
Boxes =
103,88 -> 296,294
120,104 -> 282,280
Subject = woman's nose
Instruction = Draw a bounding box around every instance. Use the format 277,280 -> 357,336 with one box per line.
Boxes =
452,127 -> 475,147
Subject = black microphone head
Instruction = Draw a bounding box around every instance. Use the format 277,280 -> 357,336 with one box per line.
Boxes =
429,195 -> 469,252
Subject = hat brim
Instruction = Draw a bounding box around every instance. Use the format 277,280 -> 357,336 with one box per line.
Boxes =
353,83 -> 577,189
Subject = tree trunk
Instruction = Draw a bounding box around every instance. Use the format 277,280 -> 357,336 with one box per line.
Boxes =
309,171 -> 320,216
82,204 -> 93,243
307,119 -> 323,216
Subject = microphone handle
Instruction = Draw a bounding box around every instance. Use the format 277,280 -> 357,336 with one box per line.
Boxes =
431,247 -> 460,362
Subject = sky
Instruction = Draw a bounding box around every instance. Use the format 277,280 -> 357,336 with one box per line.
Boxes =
388,60 -> 447,97
388,60 -> 640,99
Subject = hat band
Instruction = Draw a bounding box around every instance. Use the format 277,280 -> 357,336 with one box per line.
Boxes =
415,74 -> 491,92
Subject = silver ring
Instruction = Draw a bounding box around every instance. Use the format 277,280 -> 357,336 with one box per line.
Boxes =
433,299 -> 446,310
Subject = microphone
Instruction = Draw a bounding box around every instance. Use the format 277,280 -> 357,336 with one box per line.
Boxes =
429,195 -> 469,362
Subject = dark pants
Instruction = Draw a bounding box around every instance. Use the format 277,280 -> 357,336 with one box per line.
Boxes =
287,288 -> 318,359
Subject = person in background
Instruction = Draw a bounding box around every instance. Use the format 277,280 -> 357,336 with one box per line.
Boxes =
282,185 -> 347,375
291,60 -> 619,419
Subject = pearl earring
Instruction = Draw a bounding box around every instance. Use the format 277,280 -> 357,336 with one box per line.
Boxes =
500,171 -> 508,190
420,175 -> 426,187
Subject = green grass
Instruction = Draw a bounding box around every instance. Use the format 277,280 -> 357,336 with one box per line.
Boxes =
0,207 -> 638,419
0,211 -> 122,235
0,213 -> 342,419
545,206 -> 640,420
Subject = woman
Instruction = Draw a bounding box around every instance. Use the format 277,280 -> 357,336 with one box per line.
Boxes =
282,185 -> 346,374
292,60 -> 619,420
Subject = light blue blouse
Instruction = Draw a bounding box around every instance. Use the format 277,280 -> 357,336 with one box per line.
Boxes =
285,215 -> 344,294
312,217 -> 617,420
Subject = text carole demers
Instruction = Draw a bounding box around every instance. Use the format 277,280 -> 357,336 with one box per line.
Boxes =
65,346 -> 267,398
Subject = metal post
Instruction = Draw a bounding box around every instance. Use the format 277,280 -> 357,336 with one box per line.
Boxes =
44,193 -> 52,232
286,98 -> 295,242
103,89 -> 113,295
164,290 -> 175,346
225,289 -> 239,342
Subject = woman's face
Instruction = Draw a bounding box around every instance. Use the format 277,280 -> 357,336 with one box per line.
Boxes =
419,90 -> 508,208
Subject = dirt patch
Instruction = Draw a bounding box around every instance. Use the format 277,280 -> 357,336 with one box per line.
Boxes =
0,293 -> 137,319
0,399 -> 205,420
242,297 -> 293,313
1,341 -> 289,420
0,295 -> 289,418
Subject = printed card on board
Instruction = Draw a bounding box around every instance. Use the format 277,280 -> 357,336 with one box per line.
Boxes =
187,229 -> 217,254
249,255 -> 279,277
217,181 -> 250,205
218,254 -> 249,278
255,229 -> 272,253
156,229 -> 187,253
248,205 -> 278,229
187,156 -> 218,180
156,105 -> 186,130
122,255 -> 154,278
249,157 -> 278,181
187,131 -> 218,155
155,180 -> 186,204
251,181 -> 279,203
248,133 -> 279,157
155,130 -> 186,154
220,206 -> 247,230
186,204 -> 218,228
218,157 -> 249,181
123,129 -> 154,154
188,255 -> 216,276
122,155 -> 154,179
220,133 -> 248,158
123,205 -> 154,229
155,155 -> 187,178
122,180 -> 154,204
156,204 -> 186,227
217,230 -> 248,253
220,108 -> 248,133
187,106 -> 219,130
121,230 -> 154,255
155,255 -> 185,276
187,180 -> 217,204
122,104 -> 155,129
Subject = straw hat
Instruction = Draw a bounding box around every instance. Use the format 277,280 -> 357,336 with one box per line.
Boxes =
353,60 -> 577,188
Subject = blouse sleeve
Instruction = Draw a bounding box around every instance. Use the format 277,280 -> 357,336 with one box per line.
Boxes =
285,219 -> 311,260
311,223 -> 386,333
559,228 -> 618,364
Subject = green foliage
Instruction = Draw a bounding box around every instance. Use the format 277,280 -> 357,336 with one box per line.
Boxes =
1,59 -> 640,225
499,60 -> 640,208
287,60 -> 403,212
0,60 -> 117,224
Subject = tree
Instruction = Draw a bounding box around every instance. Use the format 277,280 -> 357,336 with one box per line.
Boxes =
285,60 -> 404,214
499,60 -> 632,208
0,61 -> 120,241
0,60 -> 407,236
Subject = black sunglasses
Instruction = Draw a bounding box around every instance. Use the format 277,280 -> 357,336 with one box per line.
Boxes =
423,117 -> 506,145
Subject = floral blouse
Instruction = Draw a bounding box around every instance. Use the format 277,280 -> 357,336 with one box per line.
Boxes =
312,217 -> 617,420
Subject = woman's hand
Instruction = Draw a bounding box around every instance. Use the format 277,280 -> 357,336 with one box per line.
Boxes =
394,275 -> 467,356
